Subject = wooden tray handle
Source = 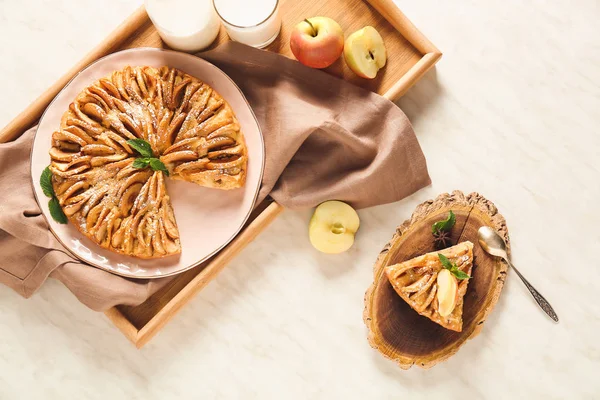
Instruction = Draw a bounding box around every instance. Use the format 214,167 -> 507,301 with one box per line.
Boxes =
0,6 -> 148,144
366,0 -> 440,55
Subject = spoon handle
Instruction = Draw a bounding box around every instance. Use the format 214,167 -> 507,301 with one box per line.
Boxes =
506,260 -> 559,323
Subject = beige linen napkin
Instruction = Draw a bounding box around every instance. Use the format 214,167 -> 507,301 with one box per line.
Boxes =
0,42 -> 430,311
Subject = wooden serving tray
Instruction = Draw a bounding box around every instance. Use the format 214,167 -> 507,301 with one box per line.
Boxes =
0,0 -> 440,348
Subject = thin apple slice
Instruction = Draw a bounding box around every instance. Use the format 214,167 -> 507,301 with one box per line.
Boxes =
309,200 -> 360,254
437,269 -> 458,317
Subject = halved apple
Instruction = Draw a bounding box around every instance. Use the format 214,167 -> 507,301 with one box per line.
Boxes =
343,26 -> 387,79
437,269 -> 458,317
309,200 -> 360,254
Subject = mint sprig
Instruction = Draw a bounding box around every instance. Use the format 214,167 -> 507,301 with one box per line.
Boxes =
127,138 -> 153,158
149,158 -> 169,175
132,158 -> 151,169
127,139 -> 169,176
432,210 -> 456,235
438,253 -> 470,280
40,166 -> 67,224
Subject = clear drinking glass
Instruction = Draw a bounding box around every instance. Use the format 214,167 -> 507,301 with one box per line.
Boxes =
145,0 -> 221,52
213,0 -> 281,48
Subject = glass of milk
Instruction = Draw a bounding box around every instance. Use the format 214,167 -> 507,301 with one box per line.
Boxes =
213,0 -> 281,48
145,0 -> 221,52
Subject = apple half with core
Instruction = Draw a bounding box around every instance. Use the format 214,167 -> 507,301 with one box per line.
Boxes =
436,269 -> 458,317
290,17 -> 344,69
344,26 -> 387,79
309,201 -> 360,254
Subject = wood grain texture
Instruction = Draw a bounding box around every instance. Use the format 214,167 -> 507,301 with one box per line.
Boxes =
104,307 -> 140,344
0,0 -> 440,348
364,191 -> 509,369
366,0 -> 440,54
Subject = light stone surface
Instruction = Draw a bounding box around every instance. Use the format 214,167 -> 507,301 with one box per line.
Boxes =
0,0 -> 598,398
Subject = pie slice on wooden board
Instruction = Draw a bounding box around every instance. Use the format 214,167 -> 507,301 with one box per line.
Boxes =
385,241 -> 474,332
364,191 -> 509,369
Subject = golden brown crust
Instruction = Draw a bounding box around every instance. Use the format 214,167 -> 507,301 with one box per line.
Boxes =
49,66 -> 248,258
385,241 -> 473,332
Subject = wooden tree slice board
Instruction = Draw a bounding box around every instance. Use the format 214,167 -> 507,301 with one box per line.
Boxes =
363,191 -> 510,369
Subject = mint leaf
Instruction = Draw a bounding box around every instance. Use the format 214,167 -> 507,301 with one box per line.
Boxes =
127,139 -> 153,158
133,158 -> 151,169
41,167 -> 67,223
48,197 -> 67,224
452,269 -> 471,280
127,139 -> 169,176
438,253 -> 470,280
132,157 -> 169,176
40,166 -> 54,198
149,158 -> 169,176
432,210 -> 456,234
438,253 -> 453,270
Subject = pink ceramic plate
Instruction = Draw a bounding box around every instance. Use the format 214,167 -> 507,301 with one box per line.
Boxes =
30,48 -> 264,278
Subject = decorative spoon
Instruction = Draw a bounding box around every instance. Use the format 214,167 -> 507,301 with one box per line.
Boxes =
477,226 -> 559,323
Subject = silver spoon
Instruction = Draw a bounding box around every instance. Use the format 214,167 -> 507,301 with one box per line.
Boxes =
477,226 -> 559,323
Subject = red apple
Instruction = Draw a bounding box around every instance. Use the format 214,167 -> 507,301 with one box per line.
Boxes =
290,17 -> 344,69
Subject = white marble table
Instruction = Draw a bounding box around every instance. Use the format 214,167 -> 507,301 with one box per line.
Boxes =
1,0 -> 598,398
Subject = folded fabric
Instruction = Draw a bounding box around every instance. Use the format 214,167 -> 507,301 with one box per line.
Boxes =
0,41 -> 430,311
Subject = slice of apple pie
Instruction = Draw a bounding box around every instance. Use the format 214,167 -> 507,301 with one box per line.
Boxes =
385,241 -> 474,332
49,66 -> 248,258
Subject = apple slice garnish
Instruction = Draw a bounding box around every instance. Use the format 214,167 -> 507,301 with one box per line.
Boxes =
308,200 -> 360,254
437,269 -> 458,317
343,26 -> 387,79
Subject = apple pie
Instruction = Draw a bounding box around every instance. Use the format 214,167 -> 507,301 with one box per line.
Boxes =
385,241 -> 474,331
49,66 -> 248,258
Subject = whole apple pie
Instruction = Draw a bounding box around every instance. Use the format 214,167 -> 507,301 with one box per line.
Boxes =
49,66 -> 248,258
385,241 -> 474,331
